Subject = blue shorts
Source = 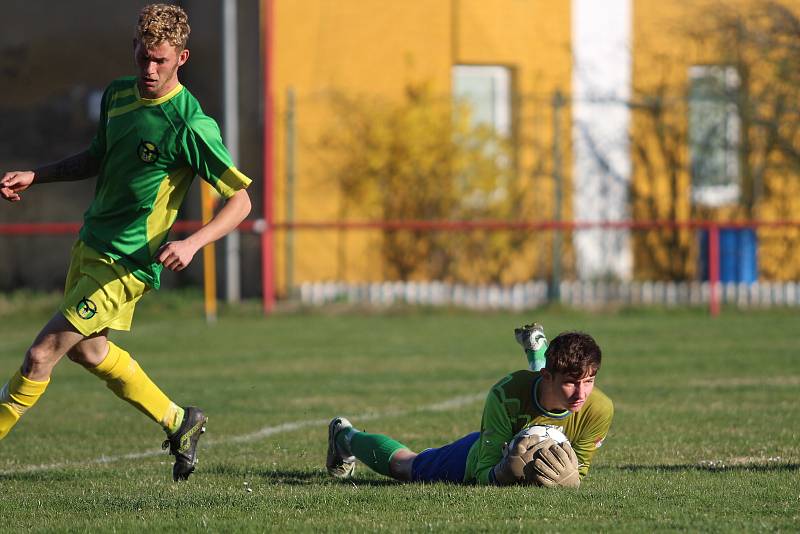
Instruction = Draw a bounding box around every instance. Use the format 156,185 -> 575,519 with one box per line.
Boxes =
411,432 -> 480,483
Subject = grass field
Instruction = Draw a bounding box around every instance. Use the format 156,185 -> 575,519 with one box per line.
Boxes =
0,293 -> 798,532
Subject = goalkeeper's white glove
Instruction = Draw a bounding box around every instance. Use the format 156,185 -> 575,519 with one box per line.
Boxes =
526,441 -> 581,488
491,436 -> 556,486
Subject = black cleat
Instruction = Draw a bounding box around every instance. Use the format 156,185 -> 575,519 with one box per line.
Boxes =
162,406 -> 207,481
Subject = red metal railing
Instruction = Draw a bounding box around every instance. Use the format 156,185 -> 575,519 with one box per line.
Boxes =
4,218 -> 800,316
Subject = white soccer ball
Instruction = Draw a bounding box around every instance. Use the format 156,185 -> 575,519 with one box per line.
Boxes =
516,424 -> 569,445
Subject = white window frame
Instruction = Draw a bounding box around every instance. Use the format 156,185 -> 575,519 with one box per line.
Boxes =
451,65 -> 514,208
452,65 -> 512,137
688,65 -> 741,207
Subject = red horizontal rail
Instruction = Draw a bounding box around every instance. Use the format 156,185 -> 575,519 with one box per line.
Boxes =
1,219 -> 799,235
3,217 -> 795,319
267,219 -> 800,231
0,220 -> 258,235
0,222 -> 81,235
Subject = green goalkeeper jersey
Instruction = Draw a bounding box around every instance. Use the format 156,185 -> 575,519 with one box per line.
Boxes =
464,370 -> 614,484
81,77 -> 251,289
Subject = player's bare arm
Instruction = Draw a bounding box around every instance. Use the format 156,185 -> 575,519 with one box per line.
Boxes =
157,188 -> 252,271
1,151 -> 100,202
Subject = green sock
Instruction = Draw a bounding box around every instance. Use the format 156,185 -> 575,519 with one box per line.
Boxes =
343,430 -> 409,477
527,345 -> 547,372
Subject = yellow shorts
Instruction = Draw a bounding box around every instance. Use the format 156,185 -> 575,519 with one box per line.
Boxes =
60,240 -> 149,336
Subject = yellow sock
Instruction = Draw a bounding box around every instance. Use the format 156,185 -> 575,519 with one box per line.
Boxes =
0,369 -> 50,440
88,341 -> 183,432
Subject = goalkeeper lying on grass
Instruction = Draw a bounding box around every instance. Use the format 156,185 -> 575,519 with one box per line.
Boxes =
326,324 -> 613,487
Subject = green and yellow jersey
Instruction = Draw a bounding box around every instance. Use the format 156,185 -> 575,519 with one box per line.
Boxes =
81,77 -> 251,289
464,370 -> 613,484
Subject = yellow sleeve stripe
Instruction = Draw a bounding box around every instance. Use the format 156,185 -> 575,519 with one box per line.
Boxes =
216,167 -> 252,198
108,100 -> 143,118
110,87 -> 136,105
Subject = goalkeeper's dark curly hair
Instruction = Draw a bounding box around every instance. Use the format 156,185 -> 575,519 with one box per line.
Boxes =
545,332 -> 601,378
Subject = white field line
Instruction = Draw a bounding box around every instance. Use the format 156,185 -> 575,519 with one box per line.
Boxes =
0,392 -> 484,476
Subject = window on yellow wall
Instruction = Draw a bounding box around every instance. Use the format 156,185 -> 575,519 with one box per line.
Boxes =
689,65 -> 741,207
452,65 -> 513,209
452,65 -> 511,137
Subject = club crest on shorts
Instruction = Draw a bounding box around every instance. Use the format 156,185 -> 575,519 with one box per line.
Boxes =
76,297 -> 98,320
137,140 -> 160,163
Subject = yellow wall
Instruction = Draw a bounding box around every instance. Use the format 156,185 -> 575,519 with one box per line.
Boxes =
272,1 -> 452,291
632,0 -> 699,279
455,0 -> 573,193
272,0 -> 800,288
271,0 -> 572,290
632,0 -> 800,280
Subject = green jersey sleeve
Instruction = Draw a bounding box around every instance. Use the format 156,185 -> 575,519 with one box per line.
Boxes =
182,115 -> 251,198
472,386 -> 515,484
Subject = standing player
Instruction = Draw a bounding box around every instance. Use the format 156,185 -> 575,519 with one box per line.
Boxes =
0,4 -> 251,481
326,326 -> 614,487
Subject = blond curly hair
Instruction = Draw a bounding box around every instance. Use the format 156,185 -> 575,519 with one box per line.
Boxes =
136,3 -> 191,50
